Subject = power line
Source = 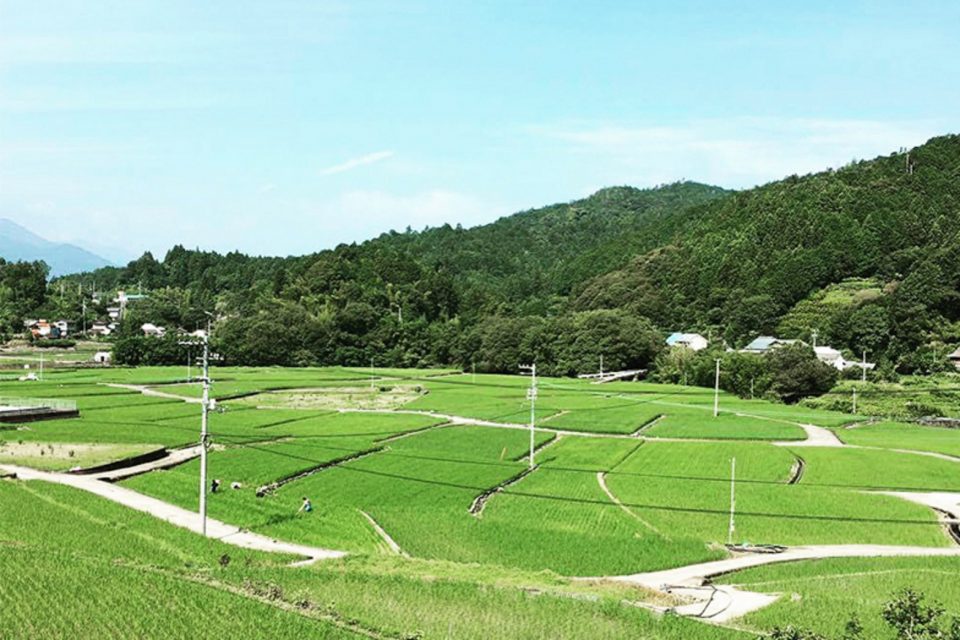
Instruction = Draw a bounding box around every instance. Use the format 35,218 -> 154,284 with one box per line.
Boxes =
204,435 -> 952,529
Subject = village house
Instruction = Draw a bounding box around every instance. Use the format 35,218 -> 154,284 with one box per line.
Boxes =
141,323 -> 166,337
89,322 -> 112,337
665,332 -> 709,351
24,319 -> 70,339
814,346 -> 875,372
740,336 -> 802,354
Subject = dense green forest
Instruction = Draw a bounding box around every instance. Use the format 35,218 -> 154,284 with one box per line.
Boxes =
52,181 -> 728,374
8,135 -> 960,388
574,134 -> 960,372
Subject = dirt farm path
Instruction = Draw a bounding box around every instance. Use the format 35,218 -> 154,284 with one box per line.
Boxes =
337,408 -> 638,439
775,423 -> 844,447
595,471 -> 665,536
102,383 -> 203,404
595,543 -> 960,623
0,463 -> 346,565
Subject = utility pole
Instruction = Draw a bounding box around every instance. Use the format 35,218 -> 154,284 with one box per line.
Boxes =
728,457 -> 736,545
179,327 -> 213,537
811,329 -> 818,349
862,351 -> 868,383
852,387 -> 857,414
199,334 -> 210,536
520,363 -> 537,469
599,354 -> 604,380
472,361 -> 476,384
713,358 -> 721,417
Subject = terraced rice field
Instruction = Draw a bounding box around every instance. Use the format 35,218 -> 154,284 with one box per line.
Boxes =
715,556 -> 960,639
3,365 -> 960,638
835,421 -> 960,458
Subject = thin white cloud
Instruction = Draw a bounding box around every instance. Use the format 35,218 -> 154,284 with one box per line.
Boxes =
319,150 -> 395,176
531,117 -> 943,188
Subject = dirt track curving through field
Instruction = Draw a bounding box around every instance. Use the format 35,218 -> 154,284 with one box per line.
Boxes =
337,408 -> 639,439
596,471 -> 665,536
774,423 -> 844,447
0,463 -> 346,565
102,383 -> 203,404
595,543 -> 960,623
359,510 -> 407,556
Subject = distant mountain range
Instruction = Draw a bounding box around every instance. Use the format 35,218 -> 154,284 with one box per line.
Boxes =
0,218 -> 112,276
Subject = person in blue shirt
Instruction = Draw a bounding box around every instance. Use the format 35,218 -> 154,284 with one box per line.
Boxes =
298,496 -> 312,514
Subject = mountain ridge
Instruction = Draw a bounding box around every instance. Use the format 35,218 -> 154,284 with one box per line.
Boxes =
0,218 -> 112,277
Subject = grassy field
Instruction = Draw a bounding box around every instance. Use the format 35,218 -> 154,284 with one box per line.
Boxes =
716,556 -> 960,639
3,365 -> 959,638
607,441 -> 948,549
0,440 -> 157,470
802,374 -> 960,420
791,446 -> 960,492
644,411 -> 806,440
835,421 -> 960,458
1,479 -> 751,640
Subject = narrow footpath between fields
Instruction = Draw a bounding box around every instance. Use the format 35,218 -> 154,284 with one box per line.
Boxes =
774,423 -> 844,447
0,463 -> 346,565
591,544 -> 960,624
103,383 -> 203,404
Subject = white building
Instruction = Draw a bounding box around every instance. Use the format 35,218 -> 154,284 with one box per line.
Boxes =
89,322 -> 112,337
665,332 -> 709,351
816,345 -> 875,372
93,351 -> 112,364
141,323 -> 166,337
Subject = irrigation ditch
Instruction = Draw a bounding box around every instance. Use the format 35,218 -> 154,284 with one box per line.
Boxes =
787,455 -> 805,484
256,446 -> 386,497
469,465 -> 539,517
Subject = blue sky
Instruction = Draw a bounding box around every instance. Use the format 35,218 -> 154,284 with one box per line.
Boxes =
1,1 -> 957,262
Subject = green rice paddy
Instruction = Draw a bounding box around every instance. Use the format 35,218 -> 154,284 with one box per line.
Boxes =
3,365 -> 960,638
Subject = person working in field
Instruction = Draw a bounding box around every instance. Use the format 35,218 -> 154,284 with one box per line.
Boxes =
298,496 -> 312,514
211,478 -> 221,493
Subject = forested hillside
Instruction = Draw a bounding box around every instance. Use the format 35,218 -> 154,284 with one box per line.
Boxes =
575,134 -> 960,370
34,134 -> 960,375
72,181 -> 727,316
55,182 -> 727,373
